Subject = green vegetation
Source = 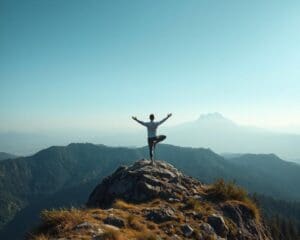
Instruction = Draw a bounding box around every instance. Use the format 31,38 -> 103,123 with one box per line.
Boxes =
256,194 -> 300,240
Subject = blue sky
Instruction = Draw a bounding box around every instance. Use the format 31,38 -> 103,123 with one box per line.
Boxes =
1,0 -> 300,133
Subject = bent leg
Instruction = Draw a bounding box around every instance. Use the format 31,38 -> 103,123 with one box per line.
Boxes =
155,135 -> 166,144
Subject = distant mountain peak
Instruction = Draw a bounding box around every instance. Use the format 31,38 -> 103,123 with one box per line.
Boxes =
198,112 -> 228,120
197,112 -> 236,125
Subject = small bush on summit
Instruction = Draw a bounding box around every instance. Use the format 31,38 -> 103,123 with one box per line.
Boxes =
207,179 -> 247,202
207,179 -> 260,221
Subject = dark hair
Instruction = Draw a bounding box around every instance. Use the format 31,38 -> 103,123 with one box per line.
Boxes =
149,114 -> 155,121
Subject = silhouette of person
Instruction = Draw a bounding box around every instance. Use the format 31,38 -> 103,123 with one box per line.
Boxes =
132,113 -> 172,163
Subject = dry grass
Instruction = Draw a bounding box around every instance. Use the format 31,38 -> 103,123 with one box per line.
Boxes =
232,199 -> 261,221
126,214 -> 146,231
29,234 -> 49,240
28,207 -> 104,239
224,216 -> 239,237
28,192 -> 262,240
113,199 -> 137,210
135,231 -> 158,240
98,229 -> 124,240
185,198 -> 214,216
207,180 -> 261,221
207,179 -> 248,202
41,208 -> 86,229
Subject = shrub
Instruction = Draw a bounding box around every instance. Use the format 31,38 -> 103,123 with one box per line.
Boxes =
208,179 -> 248,202
208,179 -> 260,221
40,208 -> 85,231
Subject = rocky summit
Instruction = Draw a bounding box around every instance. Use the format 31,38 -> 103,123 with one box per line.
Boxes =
30,159 -> 272,240
87,159 -> 202,208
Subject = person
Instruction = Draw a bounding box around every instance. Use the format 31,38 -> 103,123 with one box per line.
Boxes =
132,113 -> 172,162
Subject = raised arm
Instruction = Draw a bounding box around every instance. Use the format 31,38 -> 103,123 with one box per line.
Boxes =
158,113 -> 172,125
132,116 -> 146,126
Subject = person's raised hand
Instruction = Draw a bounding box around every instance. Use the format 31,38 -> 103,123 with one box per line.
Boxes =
167,113 -> 172,118
132,116 -> 137,121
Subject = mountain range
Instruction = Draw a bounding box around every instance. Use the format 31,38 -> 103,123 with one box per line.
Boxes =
0,143 -> 300,239
1,113 -> 300,160
0,152 -> 17,161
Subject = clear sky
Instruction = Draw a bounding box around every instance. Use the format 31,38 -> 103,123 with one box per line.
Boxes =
1,0 -> 300,133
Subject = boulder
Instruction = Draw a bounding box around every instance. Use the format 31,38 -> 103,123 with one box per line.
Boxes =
103,215 -> 125,228
146,207 -> 175,223
181,224 -> 194,237
87,159 -> 202,208
199,222 -> 216,236
207,214 -> 229,238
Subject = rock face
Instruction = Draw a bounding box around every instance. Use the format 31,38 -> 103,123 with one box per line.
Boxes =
87,159 -> 202,208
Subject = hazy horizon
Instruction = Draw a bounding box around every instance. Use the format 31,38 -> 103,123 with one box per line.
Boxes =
1,112 -> 300,161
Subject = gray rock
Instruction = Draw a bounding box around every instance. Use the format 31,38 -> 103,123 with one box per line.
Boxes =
103,215 -> 125,228
194,212 -> 203,220
146,207 -> 175,223
102,224 -> 120,231
168,197 -> 181,203
207,214 -> 229,238
181,224 -> 194,237
87,159 -> 203,208
75,221 -> 94,229
199,222 -> 216,235
170,235 -> 181,240
221,201 -> 272,240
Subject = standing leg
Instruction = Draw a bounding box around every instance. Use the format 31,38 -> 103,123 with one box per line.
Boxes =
148,138 -> 154,162
152,135 -> 166,160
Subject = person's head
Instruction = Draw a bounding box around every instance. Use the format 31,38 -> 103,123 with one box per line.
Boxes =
149,114 -> 155,121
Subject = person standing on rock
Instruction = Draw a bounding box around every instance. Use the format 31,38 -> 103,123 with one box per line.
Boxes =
132,113 -> 172,162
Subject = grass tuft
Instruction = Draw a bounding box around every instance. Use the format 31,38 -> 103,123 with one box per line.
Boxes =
28,234 -> 49,240
135,231 -> 158,240
98,230 -> 124,240
207,179 -> 261,221
113,200 -> 136,210
126,214 -> 146,231
207,179 -> 248,202
185,198 -> 214,215
40,208 -> 86,231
